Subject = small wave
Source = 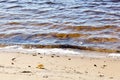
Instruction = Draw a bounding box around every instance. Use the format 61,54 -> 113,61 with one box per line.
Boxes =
62,25 -> 119,32
0,25 -> 119,53
5,5 -> 23,9
86,37 -> 119,43
4,22 -> 22,25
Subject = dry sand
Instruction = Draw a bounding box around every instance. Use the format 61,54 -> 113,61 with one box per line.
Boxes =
0,50 -> 120,80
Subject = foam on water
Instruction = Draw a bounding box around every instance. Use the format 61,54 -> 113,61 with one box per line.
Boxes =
0,45 -> 114,58
0,45 -> 80,54
1,45 -> 120,59
108,54 -> 120,58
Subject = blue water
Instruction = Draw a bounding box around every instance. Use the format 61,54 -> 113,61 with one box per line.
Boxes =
0,0 -> 120,52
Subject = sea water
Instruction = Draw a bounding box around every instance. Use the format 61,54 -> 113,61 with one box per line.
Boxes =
0,0 -> 120,53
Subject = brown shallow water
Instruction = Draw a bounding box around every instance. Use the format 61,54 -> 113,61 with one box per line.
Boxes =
0,0 -> 120,53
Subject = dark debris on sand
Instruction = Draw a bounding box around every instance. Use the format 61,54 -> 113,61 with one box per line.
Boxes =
21,71 -> 32,73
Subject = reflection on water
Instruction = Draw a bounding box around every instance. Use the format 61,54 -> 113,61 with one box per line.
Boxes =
0,0 -> 120,52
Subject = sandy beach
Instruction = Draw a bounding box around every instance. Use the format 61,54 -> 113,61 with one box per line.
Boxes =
0,0 -> 120,80
0,49 -> 120,80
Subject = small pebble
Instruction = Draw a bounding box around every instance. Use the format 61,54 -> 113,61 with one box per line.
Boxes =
40,57 -> 43,58
32,54 -> 37,56
56,55 -> 60,57
101,64 -> 107,69
28,65 -> 31,67
99,74 -> 104,77
43,75 -> 48,78
36,64 -> 45,69
21,71 -> 32,73
11,62 -> 14,65
12,58 -> 16,61
51,55 -> 54,58
38,53 -> 41,55
94,64 -> 97,67
103,65 -> 107,67
68,58 -> 71,60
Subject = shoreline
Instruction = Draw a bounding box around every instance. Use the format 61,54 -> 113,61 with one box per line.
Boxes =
0,44 -> 120,53
0,48 -> 120,80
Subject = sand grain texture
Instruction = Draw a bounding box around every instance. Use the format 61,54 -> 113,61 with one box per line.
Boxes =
0,51 -> 120,80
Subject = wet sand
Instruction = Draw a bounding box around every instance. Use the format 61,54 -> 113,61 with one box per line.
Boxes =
0,51 -> 120,80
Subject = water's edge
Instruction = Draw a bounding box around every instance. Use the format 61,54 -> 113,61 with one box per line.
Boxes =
1,45 -> 120,59
0,44 -> 120,53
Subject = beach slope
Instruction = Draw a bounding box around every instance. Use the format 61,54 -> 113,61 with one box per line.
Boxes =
0,51 -> 120,80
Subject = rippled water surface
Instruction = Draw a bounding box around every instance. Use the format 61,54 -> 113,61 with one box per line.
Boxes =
0,0 -> 120,52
